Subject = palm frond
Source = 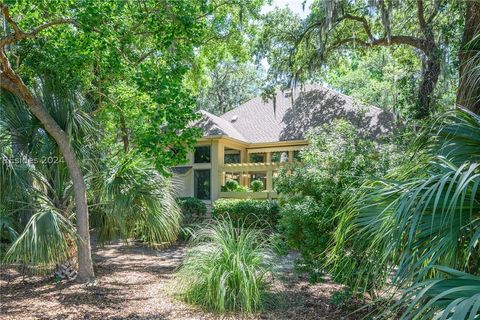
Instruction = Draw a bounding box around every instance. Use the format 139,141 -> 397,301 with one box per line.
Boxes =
327,109 -> 480,299
3,208 -> 76,274
398,266 -> 480,320
94,157 -> 182,246
436,109 -> 480,164
0,209 -> 19,243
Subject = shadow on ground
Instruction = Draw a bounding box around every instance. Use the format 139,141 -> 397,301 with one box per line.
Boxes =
1,241 -> 372,320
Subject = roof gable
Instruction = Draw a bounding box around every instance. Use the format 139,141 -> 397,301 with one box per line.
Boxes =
195,110 -> 246,141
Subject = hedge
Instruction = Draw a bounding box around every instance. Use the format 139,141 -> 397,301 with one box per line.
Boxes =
176,197 -> 207,224
212,199 -> 279,228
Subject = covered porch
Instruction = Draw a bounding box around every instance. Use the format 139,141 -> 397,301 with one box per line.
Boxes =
217,148 -> 302,199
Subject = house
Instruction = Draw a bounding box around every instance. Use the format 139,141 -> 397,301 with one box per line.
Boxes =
171,84 -> 395,203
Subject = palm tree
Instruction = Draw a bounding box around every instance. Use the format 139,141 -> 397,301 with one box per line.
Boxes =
1,84 -> 98,274
91,156 -> 181,247
1,83 -> 181,276
328,109 -> 480,318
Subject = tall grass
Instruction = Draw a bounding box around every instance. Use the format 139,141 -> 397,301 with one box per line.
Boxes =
175,218 -> 273,313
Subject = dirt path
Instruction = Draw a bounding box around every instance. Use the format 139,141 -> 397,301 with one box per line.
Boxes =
0,243 -> 370,320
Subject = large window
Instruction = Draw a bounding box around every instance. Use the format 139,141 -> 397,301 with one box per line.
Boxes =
194,146 -> 211,163
224,148 -> 241,164
194,169 -> 211,200
249,153 -> 265,163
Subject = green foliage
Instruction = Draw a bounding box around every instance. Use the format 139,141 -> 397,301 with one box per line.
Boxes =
250,179 -> 264,192
1,85 -> 181,271
397,266 -> 480,320
235,185 -> 250,192
224,179 -> 240,192
327,109 -> 480,318
176,197 -> 207,240
0,86 -> 97,271
323,48 -> 457,119
256,1 -> 463,118
212,199 -> 279,228
4,0 -> 266,171
176,197 -> 207,224
92,157 -> 181,247
175,218 -> 272,313
278,197 -> 333,271
330,288 -> 353,307
196,61 -> 265,115
4,209 -> 76,273
275,119 -> 394,275
0,210 -> 19,244
222,180 -> 251,192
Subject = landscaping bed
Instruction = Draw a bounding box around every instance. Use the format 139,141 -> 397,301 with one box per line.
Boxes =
0,242 -> 371,320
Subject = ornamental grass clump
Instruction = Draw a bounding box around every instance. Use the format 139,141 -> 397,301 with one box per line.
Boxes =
175,218 -> 273,313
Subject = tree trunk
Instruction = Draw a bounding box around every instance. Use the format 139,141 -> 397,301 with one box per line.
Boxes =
457,0 -> 480,114
1,75 -> 95,283
0,4 -> 94,282
119,111 -> 129,153
416,55 -> 441,119
25,94 -> 95,283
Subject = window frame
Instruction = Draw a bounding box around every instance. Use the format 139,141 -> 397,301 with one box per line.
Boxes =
194,169 -> 211,200
194,146 -> 211,163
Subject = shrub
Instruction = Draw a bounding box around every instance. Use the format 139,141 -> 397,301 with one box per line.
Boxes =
223,179 -> 251,192
235,185 -> 250,192
224,179 -> 239,191
212,199 -> 279,228
176,197 -> 207,223
275,119 -> 395,276
175,218 -> 272,313
250,179 -> 264,192
279,197 -> 334,269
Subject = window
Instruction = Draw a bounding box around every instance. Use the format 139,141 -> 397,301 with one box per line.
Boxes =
293,150 -> 302,162
194,146 -> 211,163
194,169 -> 211,200
224,148 -> 241,164
249,153 -> 265,163
271,152 -> 282,162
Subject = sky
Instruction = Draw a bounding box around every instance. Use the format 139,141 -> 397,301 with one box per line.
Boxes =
261,0 -> 314,19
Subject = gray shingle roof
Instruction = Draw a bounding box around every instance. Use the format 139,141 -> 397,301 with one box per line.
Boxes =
198,85 -> 395,143
195,110 -> 246,141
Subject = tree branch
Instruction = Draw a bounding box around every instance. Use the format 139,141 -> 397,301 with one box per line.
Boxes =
1,3 -> 21,34
342,13 -> 375,43
0,4 -> 76,49
330,35 -> 430,53
427,0 -> 442,23
417,0 -> 428,36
